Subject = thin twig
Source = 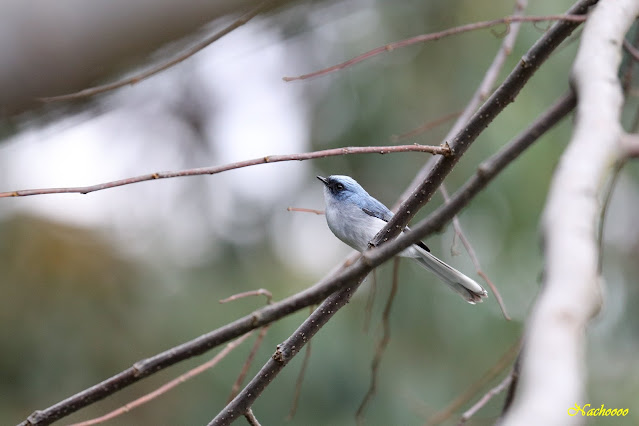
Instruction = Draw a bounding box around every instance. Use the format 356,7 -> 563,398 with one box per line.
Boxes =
426,339 -> 520,426
223,288 -> 273,403
68,332 -> 253,426
362,269 -> 378,333
39,1 -> 275,102
284,15 -> 585,82
286,207 -> 324,215
623,38 -> 639,62
476,0 -> 529,101
459,370 -> 514,425
220,289 -> 273,305
244,408 -> 261,426
209,279 -> 366,425
623,26 -> 639,126
227,326 -> 270,403
286,306 -> 315,421
0,144 -> 449,198
597,158 -> 626,272
440,186 -> 511,320
392,109 -> 463,142
356,258 -> 400,425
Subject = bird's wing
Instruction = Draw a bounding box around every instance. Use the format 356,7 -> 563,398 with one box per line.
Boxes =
361,204 -> 430,252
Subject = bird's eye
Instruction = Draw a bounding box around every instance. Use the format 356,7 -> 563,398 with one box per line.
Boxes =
335,183 -> 344,191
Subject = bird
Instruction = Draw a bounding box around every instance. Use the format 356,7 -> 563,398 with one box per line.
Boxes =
317,175 -> 487,304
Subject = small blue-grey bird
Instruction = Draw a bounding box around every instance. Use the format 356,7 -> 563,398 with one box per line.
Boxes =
317,175 -> 487,304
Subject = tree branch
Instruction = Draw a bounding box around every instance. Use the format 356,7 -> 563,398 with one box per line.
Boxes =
243,408 -> 261,426
501,1 -> 638,424
283,15 -> 586,82
38,0 -> 276,103
68,332 -> 253,426
209,279 -> 365,425
427,339 -> 520,426
355,258 -> 400,425
0,144 -> 448,198
459,370 -> 514,424
285,313 -> 312,420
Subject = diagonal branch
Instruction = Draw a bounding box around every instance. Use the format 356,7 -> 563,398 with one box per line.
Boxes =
39,0 -> 276,103
0,144 -> 449,198
283,15 -> 586,82
209,278 -> 365,425
427,339 -> 520,426
459,370 -> 515,424
68,332 -> 253,426
372,0 -> 596,248
355,258 -> 401,425
399,0 -> 525,207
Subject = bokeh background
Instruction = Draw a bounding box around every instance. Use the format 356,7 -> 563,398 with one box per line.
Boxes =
1,0 -> 638,425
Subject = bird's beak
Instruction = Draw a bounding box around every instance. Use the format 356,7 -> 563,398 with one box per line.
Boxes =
316,176 -> 329,186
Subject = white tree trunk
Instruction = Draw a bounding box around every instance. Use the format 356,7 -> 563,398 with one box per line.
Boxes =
501,1 -> 639,425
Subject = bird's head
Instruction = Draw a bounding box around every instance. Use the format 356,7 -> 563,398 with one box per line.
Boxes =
316,175 -> 368,201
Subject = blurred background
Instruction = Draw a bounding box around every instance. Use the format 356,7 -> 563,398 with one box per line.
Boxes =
1,0 -> 638,425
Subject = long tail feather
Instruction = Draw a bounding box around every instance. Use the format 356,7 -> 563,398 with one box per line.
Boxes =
412,246 -> 488,304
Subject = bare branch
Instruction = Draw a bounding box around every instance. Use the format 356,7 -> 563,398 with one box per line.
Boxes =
219,289 -> 273,305
623,38 -> 639,63
372,0 -> 594,248
227,326 -> 270,403
356,258 -> 400,425
68,332 -> 253,426
209,280 -> 366,425
427,339 -> 520,426
459,370 -> 514,424
39,0 -> 276,103
0,144 -> 449,199
392,109 -> 463,142
285,307 -> 314,421
362,270 -> 378,333
501,1 -> 639,424
286,207 -> 324,215
620,132 -> 639,157
284,15 -> 585,82
244,408 -> 261,426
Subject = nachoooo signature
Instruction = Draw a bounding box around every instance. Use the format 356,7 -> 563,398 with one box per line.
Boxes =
568,403 -> 629,417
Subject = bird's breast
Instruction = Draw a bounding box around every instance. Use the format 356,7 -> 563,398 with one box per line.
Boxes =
325,202 -> 385,252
